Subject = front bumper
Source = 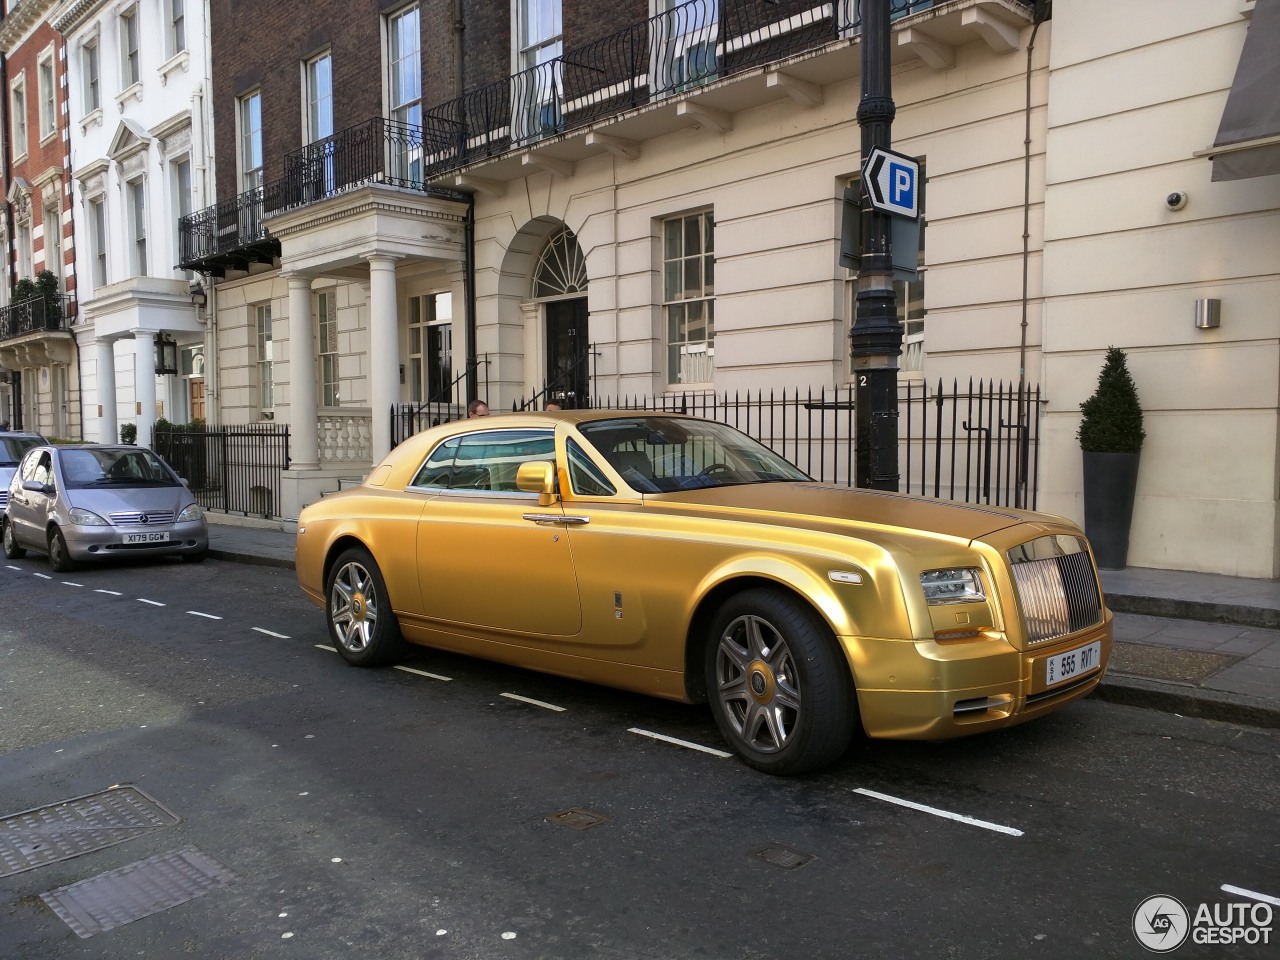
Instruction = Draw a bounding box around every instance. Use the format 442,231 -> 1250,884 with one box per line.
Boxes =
63,521 -> 210,561
844,612 -> 1113,740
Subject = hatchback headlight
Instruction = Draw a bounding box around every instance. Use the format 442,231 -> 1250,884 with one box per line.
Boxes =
177,503 -> 205,522
69,507 -> 109,526
921,568 -> 986,605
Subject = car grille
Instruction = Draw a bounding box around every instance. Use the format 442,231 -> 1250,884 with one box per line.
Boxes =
108,510 -> 177,526
1008,535 -> 1103,645
0,491 -> 7,511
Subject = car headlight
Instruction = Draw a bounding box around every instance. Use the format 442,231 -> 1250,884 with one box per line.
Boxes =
921,568 -> 986,605
69,507 -> 110,526
177,503 -> 205,522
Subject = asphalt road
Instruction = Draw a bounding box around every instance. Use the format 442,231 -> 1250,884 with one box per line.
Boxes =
1,558 -> 1278,959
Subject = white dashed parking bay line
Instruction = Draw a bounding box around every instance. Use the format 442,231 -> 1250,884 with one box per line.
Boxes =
252,627 -> 290,639
394,665 -> 451,682
137,598 -> 165,606
187,611 -> 222,620
62,581 -> 83,587
500,692 -> 564,711
627,727 -> 732,758
5,565 -> 19,571
1222,884 -> 1280,907
853,787 -> 1024,837
33,573 -> 51,580
95,589 -> 122,596
316,644 -> 338,653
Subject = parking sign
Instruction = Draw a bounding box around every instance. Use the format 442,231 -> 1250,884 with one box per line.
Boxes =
862,146 -> 920,220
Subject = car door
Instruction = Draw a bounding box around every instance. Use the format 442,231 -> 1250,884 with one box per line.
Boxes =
7,448 -> 54,548
413,427 -> 582,637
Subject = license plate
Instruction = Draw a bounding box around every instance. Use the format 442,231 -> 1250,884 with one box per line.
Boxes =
123,531 -> 170,545
1044,641 -> 1101,687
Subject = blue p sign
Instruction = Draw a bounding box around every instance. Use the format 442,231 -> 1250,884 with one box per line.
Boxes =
889,161 -> 915,211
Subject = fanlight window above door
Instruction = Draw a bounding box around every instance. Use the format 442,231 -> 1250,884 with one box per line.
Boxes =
533,228 -> 587,298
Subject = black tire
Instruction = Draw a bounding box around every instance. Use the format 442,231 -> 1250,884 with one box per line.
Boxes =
705,587 -> 857,775
325,547 -> 407,667
2,519 -> 25,559
47,526 -> 75,573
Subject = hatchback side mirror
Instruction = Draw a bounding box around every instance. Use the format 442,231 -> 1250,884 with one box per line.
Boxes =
515,460 -> 558,506
22,479 -> 50,495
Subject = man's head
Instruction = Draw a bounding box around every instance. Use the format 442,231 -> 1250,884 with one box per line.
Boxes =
467,399 -> 490,418
545,402 -> 563,412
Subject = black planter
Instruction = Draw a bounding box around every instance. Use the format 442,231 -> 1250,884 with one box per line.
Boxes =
1082,451 -> 1141,569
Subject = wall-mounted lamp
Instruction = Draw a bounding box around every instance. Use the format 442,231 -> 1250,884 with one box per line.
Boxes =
155,333 -> 179,375
1194,298 -> 1221,330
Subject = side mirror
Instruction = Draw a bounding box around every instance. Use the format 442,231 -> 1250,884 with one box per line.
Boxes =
515,460 -> 558,506
22,479 -> 50,495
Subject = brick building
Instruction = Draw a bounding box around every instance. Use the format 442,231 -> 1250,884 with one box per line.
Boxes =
0,0 -> 77,436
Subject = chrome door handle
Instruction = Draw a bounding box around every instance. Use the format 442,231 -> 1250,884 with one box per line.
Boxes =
522,513 -> 590,525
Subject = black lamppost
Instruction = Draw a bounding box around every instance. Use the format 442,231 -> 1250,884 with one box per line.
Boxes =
852,0 -> 902,490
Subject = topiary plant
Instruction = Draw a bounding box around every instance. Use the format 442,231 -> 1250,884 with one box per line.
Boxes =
1078,346 -> 1145,453
120,422 -> 137,445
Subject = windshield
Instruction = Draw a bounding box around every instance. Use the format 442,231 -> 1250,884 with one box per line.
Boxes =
59,448 -> 179,489
0,437 -> 40,467
579,417 -> 811,492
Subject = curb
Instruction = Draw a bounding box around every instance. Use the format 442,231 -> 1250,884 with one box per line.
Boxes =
207,548 -> 295,571
1107,592 -> 1280,632
1094,674 -> 1280,730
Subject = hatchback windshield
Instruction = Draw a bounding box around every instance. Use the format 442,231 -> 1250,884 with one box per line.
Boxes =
579,417 -> 811,492
60,448 -> 179,488
0,437 -> 40,466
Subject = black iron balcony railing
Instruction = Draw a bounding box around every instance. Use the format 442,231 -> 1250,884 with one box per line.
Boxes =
0,294 -> 72,341
179,0 -> 1028,272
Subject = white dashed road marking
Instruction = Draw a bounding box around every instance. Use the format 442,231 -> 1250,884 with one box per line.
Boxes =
5,565 -> 19,570
627,727 -> 732,758
33,573 -> 51,580
137,598 -> 165,606
187,611 -> 222,620
316,644 -> 338,653
500,692 -> 564,711
394,665 -> 452,682
95,589 -> 123,596
253,627 -> 291,638
853,787 -> 1024,837
62,581 -> 83,587
1222,884 -> 1280,907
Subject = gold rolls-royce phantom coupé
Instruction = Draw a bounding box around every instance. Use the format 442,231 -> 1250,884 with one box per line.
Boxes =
296,410 -> 1111,775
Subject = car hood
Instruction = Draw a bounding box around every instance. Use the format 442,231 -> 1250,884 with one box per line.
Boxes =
66,486 -> 196,516
647,482 -> 1053,544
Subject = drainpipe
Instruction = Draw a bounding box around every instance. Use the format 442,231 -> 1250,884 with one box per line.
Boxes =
1,53 -> 14,299
464,195 -> 477,403
453,0 -> 465,98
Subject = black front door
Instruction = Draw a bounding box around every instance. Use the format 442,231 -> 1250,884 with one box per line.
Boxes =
545,298 -> 589,409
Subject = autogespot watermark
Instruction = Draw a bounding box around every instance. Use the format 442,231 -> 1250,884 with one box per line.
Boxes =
1133,894 -> 1274,952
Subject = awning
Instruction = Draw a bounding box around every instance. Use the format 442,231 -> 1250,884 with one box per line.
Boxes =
1203,0 -> 1280,180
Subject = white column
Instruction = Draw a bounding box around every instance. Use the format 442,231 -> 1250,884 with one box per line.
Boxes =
95,338 -> 117,443
365,254 -> 401,462
132,331 -> 156,447
286,272 -> 319,470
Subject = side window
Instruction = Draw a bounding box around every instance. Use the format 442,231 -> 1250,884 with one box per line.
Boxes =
409,436 -> 460,490
566,438 -> 615,497
19,451 -> 42,482
454,429 -> 555,492
32,453 -> 53,486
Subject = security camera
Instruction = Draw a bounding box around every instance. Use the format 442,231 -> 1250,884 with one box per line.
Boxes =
1166,191 -> 1188,211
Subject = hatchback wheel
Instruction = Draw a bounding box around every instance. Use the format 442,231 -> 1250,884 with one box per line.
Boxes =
47,526 -> 75,573
2,519 -> 25,559
706,588 -> 857,775
326,547 -> 407,667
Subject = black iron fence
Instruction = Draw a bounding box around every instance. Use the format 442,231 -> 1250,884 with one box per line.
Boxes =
152,423 -> 291,519
0,294 -> 72,341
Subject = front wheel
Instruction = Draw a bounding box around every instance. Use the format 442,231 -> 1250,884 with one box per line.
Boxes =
325,547 -> 407,667
47,526 -> 75,573
705,588 -> 857,775
2,519 -> 26,559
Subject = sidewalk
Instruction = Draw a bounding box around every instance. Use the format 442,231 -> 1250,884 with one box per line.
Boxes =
207,517 -> 1280,731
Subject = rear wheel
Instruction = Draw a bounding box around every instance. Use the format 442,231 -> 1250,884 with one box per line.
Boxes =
2,519 -> 25,559
47,526 -> 75,573
325,547 -> 407,667
705,588 -> 857,775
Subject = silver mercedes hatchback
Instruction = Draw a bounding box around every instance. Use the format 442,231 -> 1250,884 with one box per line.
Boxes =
2,444 -> 209,571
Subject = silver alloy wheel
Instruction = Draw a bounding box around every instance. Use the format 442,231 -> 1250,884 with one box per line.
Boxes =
714,613 -> 802,754
329,558 -> 379,653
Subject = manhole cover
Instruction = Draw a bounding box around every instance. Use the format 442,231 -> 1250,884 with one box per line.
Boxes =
753,844 -> 815,870
546,807 -> 609,830
0,786 -> 179,879
1110,641 -> 1240,685
41,846 -> 236,939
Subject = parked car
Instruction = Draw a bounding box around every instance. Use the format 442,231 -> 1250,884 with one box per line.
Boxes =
2,444 -> 209,570
0,430 -> 46,520
295,411 -> 1112,775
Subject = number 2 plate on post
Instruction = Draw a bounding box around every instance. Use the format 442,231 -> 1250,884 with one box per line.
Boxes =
1044,641 -> 1101,688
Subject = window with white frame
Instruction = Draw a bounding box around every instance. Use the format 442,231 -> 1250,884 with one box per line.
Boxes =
172,156 -> 192,271
655,0 -> 718,94
239,91 -> 263,191
16,218 -> 33,281
168,0 -> 187,57
387,5 -> 422,181
306,52 -> 333,143
42,202 -> 62,280
316,291 -> 339,406
120,6 -> 140,87
127,178 -> 148,276
514,0 -> 562,141
663,210 -> 715,385
407,292 -> 453,403
843,167 -> 926,375
89,197 -> 107,287
10,74 -> 27,158
255,303 -> 274,411
83,39 -> 101,114
38,53 -> 56,140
